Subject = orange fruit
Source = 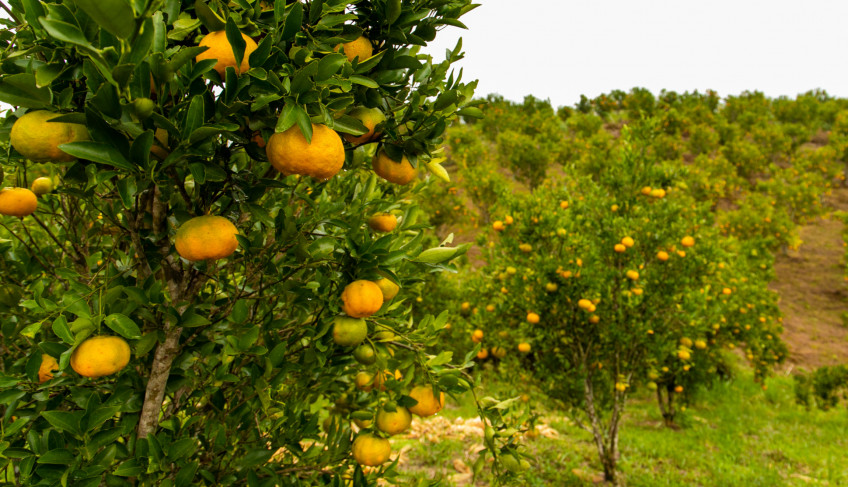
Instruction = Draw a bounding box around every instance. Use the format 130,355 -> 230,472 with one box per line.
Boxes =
31,177 -> 54,195
38,354 -> 59,383
657,251 -> 669,261
196,30 -> 258,77
722,287 -> 732,295
674,385 -> 684,393
335,36 -> 373,62
677,350 -> 691,360
681,236 -> 695,247
504,215 -> 514,225
372,150 -> 416,185
626,270 -> 639,280
518,243 -> 532,253
352,434 -> 391,466
517,342 -> 531,353
341,280 -> 383,318
267,124 -> 345,180
10,110 -> 89,162
332,316 -> 368,347
70,336 -> 131,378
526,312 -> 540,324
476,348 -> 489,360
375,406 -> 412,435
621,236 -> 634,247
368,213 -> 398,232
373,277 -> 400,301
408,385 -> 445,417
492,220 -> 505,231
175,215 -> 238,261
344,107 -> 385,144
0,188 -> 38,217
614,244 -> 626,253
471,329 -> 484,343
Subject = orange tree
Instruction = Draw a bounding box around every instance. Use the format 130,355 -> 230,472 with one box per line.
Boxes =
0,0 -> 525,485
439,121 -> 786,483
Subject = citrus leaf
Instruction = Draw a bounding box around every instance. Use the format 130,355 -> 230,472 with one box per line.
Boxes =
73,0 -> 135,39
57,142 -> 135,172
103,313 -> 141,339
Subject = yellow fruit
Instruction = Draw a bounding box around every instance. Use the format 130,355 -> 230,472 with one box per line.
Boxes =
492,220 -> 505,231
589,315 -> 600,324
722,287 -> 732,295
626,270 -> 639,280
476,348 -> 489,360
651,188 -> 666,198
373,277 -> 400,301
38,354 -> 59,383
372,150 -> 416,185
460,302 -> 471,312
674,385 -> 684,393
344,107 -> 385,144
559,200 -> 569,209
621,236 -> 635,248
368,213 -> 398,232
577,299 -> 593,310
657,251 -> 669,261
341,280 -> 383,318
196,30 -> 258,77
504,215 -> 514,225
485,304 -> 495,312
70,336 -> 131,378
681,236 -> 695,247
614,244 -> 626,253
10,111 -> 89,162
175,215 -> 238,261
267,124 -> 345,180
545,282 -> 558,292
526,312 -> 540,324
491,346 -> 507,359
471,329 -> 484,343
632,288 -> 643,295
336,36 -> 373,62
31,177 -> 54,195
677,350 -> 691,360
332,316 -> 368,347
375,406 -> 412,435
680,337 -> 693,347
518,243 -> 532,253
0,188 -> 38,217
352,434 -> 391,466
556,228 -> 567,237
408,386 -> 445,417
517,342 -> 531,353
506,266 -> 517,275
355,371 -> 377,391
641,186 -> 652,195
615,382 -> 627,392
677,250 -> 687,258
695,339 -> 707,350
611,204 -> 619,211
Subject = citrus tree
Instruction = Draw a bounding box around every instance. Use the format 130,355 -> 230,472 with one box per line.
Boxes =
0,0 -> 521,485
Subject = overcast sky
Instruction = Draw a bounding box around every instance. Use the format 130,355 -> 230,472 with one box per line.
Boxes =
424,0 -> 848,108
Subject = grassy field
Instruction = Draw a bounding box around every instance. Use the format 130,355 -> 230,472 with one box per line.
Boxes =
396,361 -> 848,486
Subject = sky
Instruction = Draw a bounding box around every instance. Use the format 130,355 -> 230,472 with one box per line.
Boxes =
423,0 -> 848,108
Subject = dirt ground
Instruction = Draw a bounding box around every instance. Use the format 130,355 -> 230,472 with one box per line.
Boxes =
771,187 -> 848,371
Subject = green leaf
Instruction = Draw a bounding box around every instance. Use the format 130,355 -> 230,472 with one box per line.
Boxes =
103,313 -> 141,339
117,177 -> 138,209
74,0 -> 136,39
427,351 -> 453,367
0,390 -> 25,406
58,142 -> 135,172
275,102 -> 302,133
183,95 -> 205,137
315,53 -> 346,81
194,0 -> 226,31
112,458 -> 143,477
35,64 -> 65,88
37,449 -> 75,464
241,449 -> 274,468
386,0 -> 401,24
295,109 -> 312,144
0,74 -> 52,108
225,17 -> 247,70
414,243 -> 471,264
52,316 -> 74,345
281,1 -> 303,40
38,18 -> 95,50
179,308 -> 210,327
331,115 -> 367,136
41,411 -> 83,436
85,405 -> 121,432
348,74 -> 379,88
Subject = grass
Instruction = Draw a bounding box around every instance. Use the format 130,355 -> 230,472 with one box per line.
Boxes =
397,367 -> 848,486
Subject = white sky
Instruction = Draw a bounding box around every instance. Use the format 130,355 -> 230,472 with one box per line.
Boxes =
424,0 -> 848,108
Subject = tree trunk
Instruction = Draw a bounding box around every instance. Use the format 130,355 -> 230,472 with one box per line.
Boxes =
657,386 -> 676,428
136,325 -> 182,438
583,372 -> 619,484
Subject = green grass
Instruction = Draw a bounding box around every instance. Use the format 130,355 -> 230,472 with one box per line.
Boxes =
397,370 -> 848,486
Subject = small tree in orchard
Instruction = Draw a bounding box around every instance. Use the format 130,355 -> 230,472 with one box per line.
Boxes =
467,121 -> 785,483
0,0 -> 516,485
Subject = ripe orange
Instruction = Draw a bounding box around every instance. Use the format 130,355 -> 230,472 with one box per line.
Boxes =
335,36 -> 373,62
657,250 -> 669,261
341,280 -> 383,318
175,215 -> 238,261
492,220 -> 505,231
614,244 -> 626,253
0,188 -> 38,217
589,315 -> 600,324
368,213 -> 398,232
504,215 -> 514,225
577,299 -> 593,310
408,386 -> 445,417
352,434 -> 391,466
626,270 -> 639,280
674,385 -> 684,393
621,236 -> 634,247
476,348 -> 489,360
372,150 -> 416,185
70,336 -> 131,378
373,277 -> 400,301
559,200 -> 569,209
196,30 -> 258,77
491,346 -> 507,359
681,236 -> 695,247
545,282 -> 558,292
677,350 -> 691,360
650,188 -> 666,198
375,406 -> 412,435
10,110 -> 89,162
526,312 -> 540,324
267,124 -> 345,180
640,186 -> 652,195
332,316 -> 368,347
471,329 -> 484,343
38,354 -> 59,383
343,107 -> 385,144
518,243 -> 532,253
517,342 -> 531,353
